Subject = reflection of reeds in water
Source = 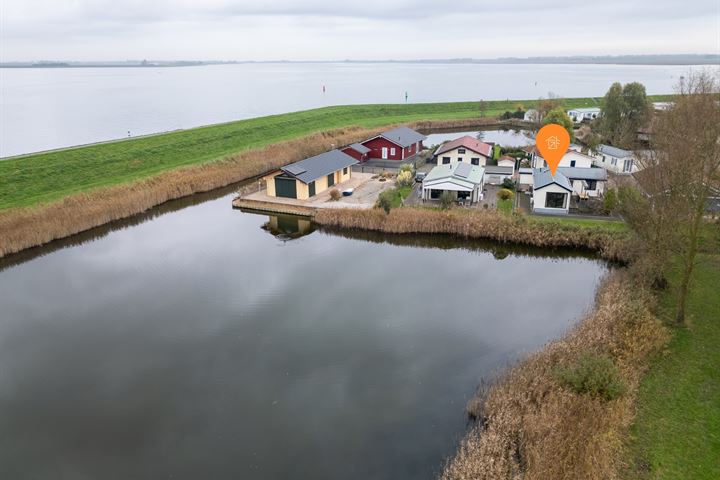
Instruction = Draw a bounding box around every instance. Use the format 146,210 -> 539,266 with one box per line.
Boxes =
314,208 -> 631,262
441,272 -> 669,480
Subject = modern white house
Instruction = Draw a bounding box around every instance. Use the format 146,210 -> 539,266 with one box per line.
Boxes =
434,136 -> 493,166
592,144 -> 637,173
557,167 -> 607,198
531,149 -> 594,169
421,162 -> 485,204
531,168 -> 573,215
567,107 -> 601,123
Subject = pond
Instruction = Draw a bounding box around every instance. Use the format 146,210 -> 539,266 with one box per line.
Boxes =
0,189 -> 607,479
424,128 -> 535,148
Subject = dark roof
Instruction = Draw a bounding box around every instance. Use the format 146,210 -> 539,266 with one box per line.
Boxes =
281,150 -> 358,184
377,126 -> 426,148
557,167 -> 607,181
345,143 -> 371,154
533,168 -> 572,191
435,135 -> 493,157
485,166 -> 514,175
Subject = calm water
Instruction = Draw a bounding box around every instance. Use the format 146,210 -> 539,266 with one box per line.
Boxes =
424,128 -> 534,147
0,62 -> 697,156
0,187 -> 607,480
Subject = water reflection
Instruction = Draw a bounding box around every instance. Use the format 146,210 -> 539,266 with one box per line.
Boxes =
258,212 -> 316,240
423,127 -> 535,148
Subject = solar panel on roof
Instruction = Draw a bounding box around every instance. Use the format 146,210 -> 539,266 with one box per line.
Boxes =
285,165 -> 307,175
455,162 -> 472,178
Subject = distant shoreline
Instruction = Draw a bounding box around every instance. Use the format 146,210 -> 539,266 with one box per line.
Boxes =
2,54 -> 718,68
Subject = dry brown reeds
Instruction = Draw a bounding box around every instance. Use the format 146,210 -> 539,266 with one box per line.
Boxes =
441,271 -> 669,480
0,125 -> 384,257
313,208 -> 631,262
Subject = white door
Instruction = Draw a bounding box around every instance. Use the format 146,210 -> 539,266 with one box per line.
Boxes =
381,147 -> 388,159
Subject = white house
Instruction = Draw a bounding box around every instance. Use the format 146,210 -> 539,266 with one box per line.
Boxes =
434,135 -> 493,166
557,167 -> 607,198
567,107 -> 601,123
523,109 -> 540,123
592,144 -> 637,173
422,162 -> 485,204
531,168 -> 573,215
531,149 -> 594,169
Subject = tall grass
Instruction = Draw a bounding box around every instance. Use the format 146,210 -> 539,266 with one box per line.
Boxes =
313,207 -> 631,262
442,272 -> 669,480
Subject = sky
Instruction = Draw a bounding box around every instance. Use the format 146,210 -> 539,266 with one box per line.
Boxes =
1,0 -> 719,61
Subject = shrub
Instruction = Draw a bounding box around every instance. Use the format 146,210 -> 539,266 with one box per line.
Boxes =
603,188 -> 618,215
396,169 -> 414,188
329,188 -> 341,201
555,352 -> 627,401
376,189 -> 394,214
501,178 -> 515,190
439,191 -> 455,210
398,163 -> 414,174
497,188 -> 514,201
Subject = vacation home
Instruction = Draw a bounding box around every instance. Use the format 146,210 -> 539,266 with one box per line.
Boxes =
567,107 -> 601,123
362,126 -> 426,160
531,168 -> 573,215
592,144 -> 637,173
421,162 -> 485,204
434,135 -> 493,166
264,150 -> 357,200
557,167 -> 607,198
531,149 -> 594,169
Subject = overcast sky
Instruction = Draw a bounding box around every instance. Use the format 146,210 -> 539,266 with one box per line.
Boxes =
1,0 -> 718,61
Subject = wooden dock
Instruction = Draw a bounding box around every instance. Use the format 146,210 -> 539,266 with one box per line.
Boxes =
232,198 -> 317,217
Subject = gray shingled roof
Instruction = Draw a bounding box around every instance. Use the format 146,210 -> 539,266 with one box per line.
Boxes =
598,144 -> 632,158
281,150 -> 358,184
347,143 -> 371,154
533,168 -> 572,191
557,167 -> 607,181
485,166 -> 514,175
379,126 -> 426,148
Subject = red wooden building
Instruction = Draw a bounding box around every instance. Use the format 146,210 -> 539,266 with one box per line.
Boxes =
341,143 -> 371,162
360,126 -> 426,161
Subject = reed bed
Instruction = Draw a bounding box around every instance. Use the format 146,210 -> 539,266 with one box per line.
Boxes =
0,125 -> 382,257
441,272 -> 669,480
313,208 -> 631,262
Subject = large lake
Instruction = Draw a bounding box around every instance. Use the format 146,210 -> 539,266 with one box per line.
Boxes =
0,185 -> 607,479
0,62 -> 699,156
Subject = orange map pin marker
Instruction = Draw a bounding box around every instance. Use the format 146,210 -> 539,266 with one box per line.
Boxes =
536,124 -> 570,176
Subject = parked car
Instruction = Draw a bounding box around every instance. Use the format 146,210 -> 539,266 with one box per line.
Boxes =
415,172 -> 427,183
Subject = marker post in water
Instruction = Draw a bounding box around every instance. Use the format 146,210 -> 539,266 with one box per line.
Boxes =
536,124 -> 570,176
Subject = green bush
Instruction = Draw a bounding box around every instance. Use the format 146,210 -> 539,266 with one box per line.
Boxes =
603,188 -> 618,215
376,190 -> 394,214
555,353 -> 627,401
501,178 -> 515,190
497,188 -> 515,201
439,191 -> 455,210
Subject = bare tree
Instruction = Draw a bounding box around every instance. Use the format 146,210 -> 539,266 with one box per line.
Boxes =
630,70 -> 720,324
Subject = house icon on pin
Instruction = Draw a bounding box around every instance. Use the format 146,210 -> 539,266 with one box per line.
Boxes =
545,135 -> 561,150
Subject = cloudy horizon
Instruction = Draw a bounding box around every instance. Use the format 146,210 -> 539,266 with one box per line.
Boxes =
1,0 -> 719,62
